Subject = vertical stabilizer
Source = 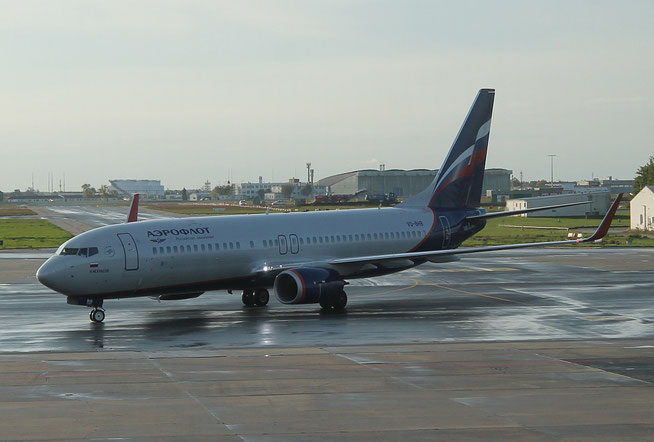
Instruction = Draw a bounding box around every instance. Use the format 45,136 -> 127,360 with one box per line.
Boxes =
126,194 -> 140,223
399,89 -> 494,209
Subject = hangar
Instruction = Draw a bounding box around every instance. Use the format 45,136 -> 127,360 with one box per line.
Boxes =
317,168 -> 511,198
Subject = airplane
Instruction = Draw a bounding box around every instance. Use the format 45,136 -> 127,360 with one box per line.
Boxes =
36,89 -> 623,323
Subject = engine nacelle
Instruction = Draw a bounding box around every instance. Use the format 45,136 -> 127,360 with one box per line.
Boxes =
273,268 -> 345,305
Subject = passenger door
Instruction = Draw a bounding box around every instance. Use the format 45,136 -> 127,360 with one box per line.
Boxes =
439,216 -> 451,248
278,235 -> 288,255
117,233 -> 139,271
289,234 -> 299,254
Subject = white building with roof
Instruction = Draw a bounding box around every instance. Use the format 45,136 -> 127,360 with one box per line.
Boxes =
630,186 -> 654,231
109,180 -> 165,199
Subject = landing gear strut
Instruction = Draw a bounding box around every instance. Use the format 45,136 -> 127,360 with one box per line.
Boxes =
242,289 -> 269,307
90,308 -> 105,323
320,290 -> 347,312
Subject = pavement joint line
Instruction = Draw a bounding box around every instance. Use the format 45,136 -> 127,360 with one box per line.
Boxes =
357,279 -> 419,297
417,280 -> 523,304
147,357 -> 234,435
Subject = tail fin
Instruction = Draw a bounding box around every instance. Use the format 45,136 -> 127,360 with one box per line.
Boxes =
399,89 -> 494,209
126,194 -> 139,223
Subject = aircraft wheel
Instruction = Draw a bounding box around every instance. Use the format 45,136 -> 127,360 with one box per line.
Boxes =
332,291 -> 347,311
254,289 -> 269,307
90,308 -> 105,323
242,289 -> 255,307
319,297 -> 332,310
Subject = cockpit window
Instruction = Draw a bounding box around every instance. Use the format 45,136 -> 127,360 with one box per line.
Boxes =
59,246 -> 99,257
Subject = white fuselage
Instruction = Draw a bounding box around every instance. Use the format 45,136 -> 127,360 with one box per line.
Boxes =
37,207 -> 440,299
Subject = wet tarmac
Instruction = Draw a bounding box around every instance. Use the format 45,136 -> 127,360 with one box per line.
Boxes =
1,248 -> 653,353
3,205 -> 654,439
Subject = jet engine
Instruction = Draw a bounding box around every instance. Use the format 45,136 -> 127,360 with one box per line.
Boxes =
273,268 -> 345,305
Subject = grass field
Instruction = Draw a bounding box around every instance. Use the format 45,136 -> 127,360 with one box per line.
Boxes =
0,219 -> 72,249
0,206 -> 36,216
146,203 -> 270,215
147,202 -> 389,215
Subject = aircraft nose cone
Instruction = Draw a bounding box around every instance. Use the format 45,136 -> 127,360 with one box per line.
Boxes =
36,260 -> 62,292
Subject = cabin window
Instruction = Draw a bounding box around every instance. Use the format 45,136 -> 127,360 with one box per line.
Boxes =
355,234 -> 359,241
373,233 -> 378,240
167,246 -> 172,253
236,242 -> 241,249
152,247 -> 157,255
249,241 -> 254,248
367,233 -> 372,240
160,247 -> 165,254
208,244 -> 212,251
215,243 -> 220,250
229,242 -> 234,249
349,234 -> 353,241
187,245 -> 192,253
223,242 -> 227,249
173,246 -> 178,253
201,244 -> 206,251
319,237 -> 323,244
274,239 -> 278,246
331,235 -> 335,243
313,236 -> 317,243
263,240 -> 268,247
325,237 -> 330,243
193,245 -> 198,252
300,238 -> 304,245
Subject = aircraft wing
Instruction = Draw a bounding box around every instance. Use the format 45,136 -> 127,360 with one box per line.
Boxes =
466,200 -> 591,220
329,193 -> 623,266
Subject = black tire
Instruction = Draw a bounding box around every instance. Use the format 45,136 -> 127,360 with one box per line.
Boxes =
319,297 -> 332,310
332,291 -> 347,311
254,289 -> 269,307
91,309 -> 105,323
242,289 -> 255,307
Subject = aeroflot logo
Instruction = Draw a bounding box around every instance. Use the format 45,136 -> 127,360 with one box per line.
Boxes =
147,227 -> 211,239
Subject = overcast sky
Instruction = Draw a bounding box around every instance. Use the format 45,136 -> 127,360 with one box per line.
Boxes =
2,0 -> 653,192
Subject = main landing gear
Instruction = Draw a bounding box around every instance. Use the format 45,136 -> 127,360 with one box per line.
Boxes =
242,288 -> 270,307
320,290 -> 347,312
89,308 -> 105,323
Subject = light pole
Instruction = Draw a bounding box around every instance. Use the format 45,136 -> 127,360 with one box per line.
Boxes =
547,155 -> 557,187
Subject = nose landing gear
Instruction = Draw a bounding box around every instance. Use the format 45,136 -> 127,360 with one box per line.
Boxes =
90,308 -> 105,323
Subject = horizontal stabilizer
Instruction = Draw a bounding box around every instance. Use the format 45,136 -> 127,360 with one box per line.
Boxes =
466,200 -> 591,220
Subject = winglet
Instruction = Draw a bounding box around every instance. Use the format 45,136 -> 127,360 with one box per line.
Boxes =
583,193 -> 623,242
126,194 -> 140,223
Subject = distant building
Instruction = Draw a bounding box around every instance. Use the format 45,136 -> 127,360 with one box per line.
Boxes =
109,180 -> 165,199
236,178 -> 326,201
600,177 -> 635,194
630,186 -> 654,231
317,168 -> 512,198
506,191 -> 611,217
